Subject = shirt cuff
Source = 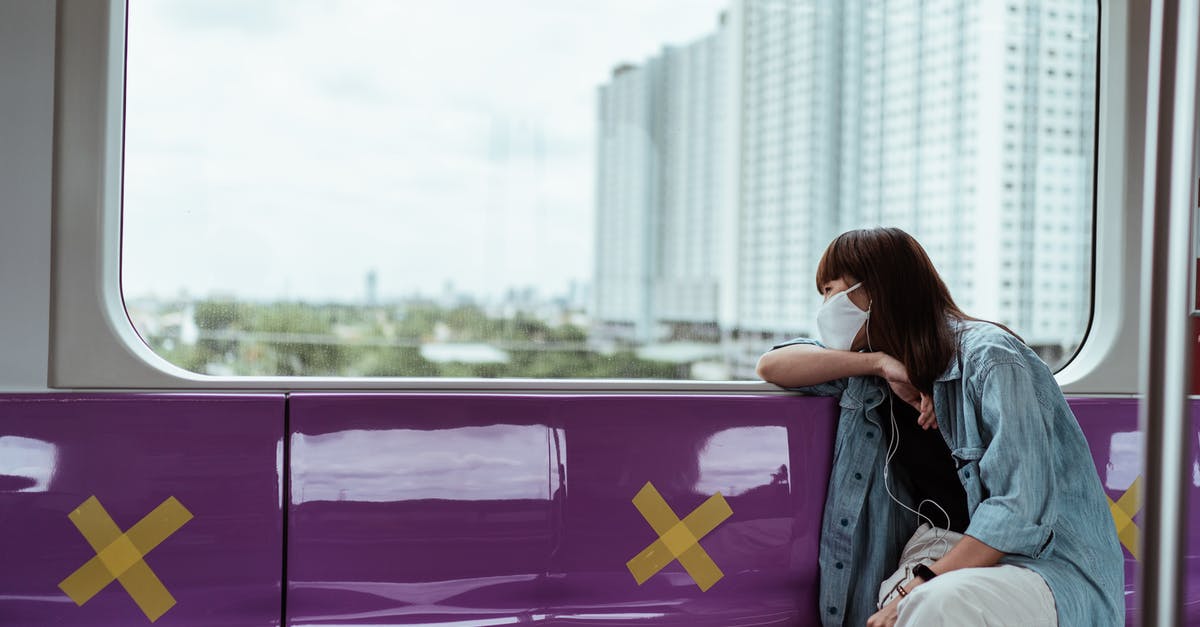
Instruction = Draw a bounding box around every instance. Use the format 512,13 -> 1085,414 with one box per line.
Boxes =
965,500 -> 1056,559
770,337 -> 827,351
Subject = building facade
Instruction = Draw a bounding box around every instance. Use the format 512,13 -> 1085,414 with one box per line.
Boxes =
593,0 -> 1097,375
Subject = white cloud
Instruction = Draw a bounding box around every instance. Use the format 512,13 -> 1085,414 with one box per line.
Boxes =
121,0 -> 728,301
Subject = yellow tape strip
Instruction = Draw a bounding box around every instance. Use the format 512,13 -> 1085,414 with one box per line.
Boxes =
68,496 -> 124,554
626,482 -> 732,591
123,497 -> 193,557
60,497 -> 123,604
58,554 -> 117,607
680,492 -> 734,539
678,543 -> 724,592
631,482 -> 680,535
627,537 -> 678,585
58,496 -> 193,623
1107,476 -> 1142,560
116,561 -> 177,623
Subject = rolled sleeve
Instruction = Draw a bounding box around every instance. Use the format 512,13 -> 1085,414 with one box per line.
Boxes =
767,337 -> 849,397
964,361 -> 1057,558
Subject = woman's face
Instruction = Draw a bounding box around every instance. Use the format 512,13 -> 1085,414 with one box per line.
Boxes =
820,275 -> 871,351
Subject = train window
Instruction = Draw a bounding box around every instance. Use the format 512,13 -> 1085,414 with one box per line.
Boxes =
121,0 -> 1099,380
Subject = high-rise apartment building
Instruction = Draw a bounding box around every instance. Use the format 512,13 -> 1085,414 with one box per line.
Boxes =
1014,1 -> 1098,350
735,1 -> 842,337
656,24 -> 733,340
593,60 -> 663,344
842,0 -> 1096,352
593,19 -> 734,345
593,0 -> 1097,372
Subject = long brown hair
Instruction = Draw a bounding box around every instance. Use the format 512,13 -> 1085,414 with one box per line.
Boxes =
815,227 -> 1016,393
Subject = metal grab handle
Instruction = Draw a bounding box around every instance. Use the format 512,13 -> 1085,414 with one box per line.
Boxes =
1138,1 -> 1200,625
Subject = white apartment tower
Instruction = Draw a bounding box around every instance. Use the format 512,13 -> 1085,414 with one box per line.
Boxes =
593,60 -> 663,344
593,21 -> 733,344
594,0 -> 1096,367
841,0 -> 1097,351
735,1 -> 843,338
656,25 -> 734,339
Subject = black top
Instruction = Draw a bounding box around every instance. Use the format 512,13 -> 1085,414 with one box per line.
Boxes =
883,392 -> 970,533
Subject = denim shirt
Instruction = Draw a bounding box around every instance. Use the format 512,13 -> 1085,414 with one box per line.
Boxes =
775,321 -> 1123,627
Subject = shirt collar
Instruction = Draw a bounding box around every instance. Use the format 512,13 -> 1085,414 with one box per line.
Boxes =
935,318 -> 965,382
936,357 -> 962,382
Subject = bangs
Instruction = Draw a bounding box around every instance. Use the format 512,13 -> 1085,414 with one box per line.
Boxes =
815,232 -> 858,292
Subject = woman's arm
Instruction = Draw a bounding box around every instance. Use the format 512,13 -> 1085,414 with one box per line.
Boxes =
758,346 -> 937,426
756,343 -> 884,388
919,534 -> 1004,582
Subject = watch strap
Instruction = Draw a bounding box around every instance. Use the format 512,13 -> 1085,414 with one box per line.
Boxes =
912,563 -> 939,582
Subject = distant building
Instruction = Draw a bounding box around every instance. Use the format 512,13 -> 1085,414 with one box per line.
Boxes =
593,0 -> 1097,374
729,1 -> 843,351
365,269 -> 378,306
654,23 -> 733,343
593,17 -> 734,346
593,57 -> 665,344
839,0 -> 1097,350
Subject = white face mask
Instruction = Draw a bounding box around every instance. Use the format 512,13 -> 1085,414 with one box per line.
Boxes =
816,283 -> 870,351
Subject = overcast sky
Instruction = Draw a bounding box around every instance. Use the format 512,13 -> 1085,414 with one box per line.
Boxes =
121,0 -> 728,303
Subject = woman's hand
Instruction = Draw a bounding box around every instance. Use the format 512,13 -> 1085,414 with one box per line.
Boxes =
876,354 -> 938,429
869,575 -> 928,627
917,393 -> 936,430
866,595 -> 901,627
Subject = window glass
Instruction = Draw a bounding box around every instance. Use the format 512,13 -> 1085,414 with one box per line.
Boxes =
123,0 -> 1098,378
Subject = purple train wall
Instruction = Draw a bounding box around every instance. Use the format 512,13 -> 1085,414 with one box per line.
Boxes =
0,393 -> 1189,625
288,394 -> 835,626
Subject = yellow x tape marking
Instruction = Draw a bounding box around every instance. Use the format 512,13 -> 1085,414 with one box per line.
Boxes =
626,482 -> 732,591
58,496 -> 193,622
1107,476 -> 1142,560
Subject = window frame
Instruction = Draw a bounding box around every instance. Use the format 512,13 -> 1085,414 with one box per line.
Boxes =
50,0 -> 1129,393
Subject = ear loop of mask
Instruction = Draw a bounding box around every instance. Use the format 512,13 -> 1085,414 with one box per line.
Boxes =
873,303 -> 954,569
865,297 -> 873,351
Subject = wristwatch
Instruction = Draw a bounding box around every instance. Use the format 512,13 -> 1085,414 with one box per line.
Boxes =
912,563 -> 939,582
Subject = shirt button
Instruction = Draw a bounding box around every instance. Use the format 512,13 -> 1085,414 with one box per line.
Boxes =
964,470 -> 971,478
854,472 -> 862,480
865,431 -> 875,439
835,561 -> 844,569
840,518 -> 849,527
828,607 -> 838,615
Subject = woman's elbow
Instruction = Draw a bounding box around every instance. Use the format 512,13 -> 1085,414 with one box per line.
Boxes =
756,352 -> 780,384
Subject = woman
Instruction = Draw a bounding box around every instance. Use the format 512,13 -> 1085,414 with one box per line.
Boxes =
756,228 -> 1122,627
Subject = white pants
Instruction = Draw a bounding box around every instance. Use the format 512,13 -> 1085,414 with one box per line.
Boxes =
877,524 -> 1058,627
